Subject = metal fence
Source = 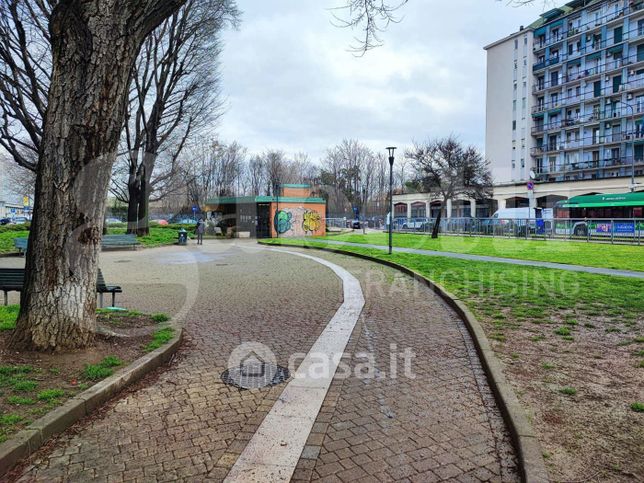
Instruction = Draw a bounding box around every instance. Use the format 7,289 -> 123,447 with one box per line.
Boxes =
325,218 -> 348,230
385,217 -> 644,244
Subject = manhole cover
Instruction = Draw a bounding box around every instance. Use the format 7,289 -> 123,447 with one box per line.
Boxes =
221,362 -> 290,389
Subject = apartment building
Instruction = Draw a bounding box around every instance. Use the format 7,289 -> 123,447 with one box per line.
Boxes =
485,0 -> 644,209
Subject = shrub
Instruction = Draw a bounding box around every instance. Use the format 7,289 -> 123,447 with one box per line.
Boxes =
631,402 -> 644,412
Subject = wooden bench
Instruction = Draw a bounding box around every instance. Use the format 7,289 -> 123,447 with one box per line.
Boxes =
0,268 -> 122,308
13,234 -> 140,255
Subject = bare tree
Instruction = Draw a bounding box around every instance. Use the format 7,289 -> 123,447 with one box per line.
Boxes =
407,136 -> 492,238
321,139 -> 376,217
111,0 -> 239,236
246,154 -> 266,196
1,156 -> 36,201
183,139 -> 247,207
331,0 -> 408,55
0,1 -> 51,171
263,150 -> 288,195
4,0 -> 190,351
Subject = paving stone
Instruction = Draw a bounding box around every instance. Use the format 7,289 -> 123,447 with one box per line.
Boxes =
10,243 -> 518,482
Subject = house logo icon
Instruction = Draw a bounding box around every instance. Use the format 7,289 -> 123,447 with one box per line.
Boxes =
222,342 -> 288,389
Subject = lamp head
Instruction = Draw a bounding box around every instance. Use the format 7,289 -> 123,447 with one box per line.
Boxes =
386,146 -> 397,166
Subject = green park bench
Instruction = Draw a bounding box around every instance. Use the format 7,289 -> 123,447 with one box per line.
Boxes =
101,234 -> 140,250
13,234 -> 140,256
0,268 -> 122,308
13,238 -> 28,255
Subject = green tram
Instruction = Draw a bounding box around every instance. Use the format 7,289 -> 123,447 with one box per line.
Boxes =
554,192 -> 644,237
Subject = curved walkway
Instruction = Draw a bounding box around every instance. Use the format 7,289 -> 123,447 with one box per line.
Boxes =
320,239 -> 644,279
10,241 -> 517,482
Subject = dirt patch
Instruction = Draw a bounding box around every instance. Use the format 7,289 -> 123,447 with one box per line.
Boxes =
0,311 -> 163,444
476,304 -> 644,482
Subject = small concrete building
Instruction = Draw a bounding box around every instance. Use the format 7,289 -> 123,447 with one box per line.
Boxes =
203,184 -> 326,238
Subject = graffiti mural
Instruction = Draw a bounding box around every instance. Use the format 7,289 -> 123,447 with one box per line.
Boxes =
302,209 -> 322,234
274,207 -> 324,237
274,210 -> 293,234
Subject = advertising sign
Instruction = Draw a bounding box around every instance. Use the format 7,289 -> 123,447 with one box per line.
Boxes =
614,222 -> 635,234
594,223 -> 611,233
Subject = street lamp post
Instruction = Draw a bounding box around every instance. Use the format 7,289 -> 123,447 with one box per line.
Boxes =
274,183 -> 280,238
387,147 -> 397,255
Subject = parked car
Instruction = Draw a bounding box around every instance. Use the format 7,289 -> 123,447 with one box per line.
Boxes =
11,216 -> 28,225
351,219 -> 361,229
105,217 -> 122,225
401,218 -> 428,230
0,218 -> 11,225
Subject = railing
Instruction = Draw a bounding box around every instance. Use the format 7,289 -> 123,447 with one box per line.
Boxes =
385,217 -> 644,244
533,25 -> 644,72
533,157 -> 644,174
325,218 -> 348,230
531,2 -> 644,52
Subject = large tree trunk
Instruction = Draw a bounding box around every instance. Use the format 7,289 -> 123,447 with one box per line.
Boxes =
9,0 -> 186,352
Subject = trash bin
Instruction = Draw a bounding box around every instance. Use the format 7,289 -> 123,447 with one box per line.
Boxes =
178,228 -> 188,245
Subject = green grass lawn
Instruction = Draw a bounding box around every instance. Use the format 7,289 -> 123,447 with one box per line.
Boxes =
262,238 -> 644,327
0,227 -> 183,254
0,230 -> 29,254
106,227 -> 181,248
320,232 -> 644,272
263,238 -> 643,480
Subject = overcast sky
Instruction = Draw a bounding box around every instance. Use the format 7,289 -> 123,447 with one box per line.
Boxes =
216,0 -> 553,161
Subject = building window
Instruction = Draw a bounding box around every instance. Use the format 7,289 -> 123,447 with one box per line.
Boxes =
550,71 -> 559,86
521,159 -> 525,168
514,39 -> 518,49
512,120 -> 517,130
638,44 -> 644,62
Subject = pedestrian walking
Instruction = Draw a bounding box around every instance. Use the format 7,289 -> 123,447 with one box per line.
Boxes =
196,218 -> 205,245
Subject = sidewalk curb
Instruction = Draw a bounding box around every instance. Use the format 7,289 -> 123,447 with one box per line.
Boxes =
0,326 -> 183,478
260,240 -> 550,483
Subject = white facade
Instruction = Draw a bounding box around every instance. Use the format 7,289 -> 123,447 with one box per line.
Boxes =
485,29 -> 535,185
484,0 -> 644,209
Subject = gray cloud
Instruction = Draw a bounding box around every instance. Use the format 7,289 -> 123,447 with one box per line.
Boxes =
217,0 -> 550,160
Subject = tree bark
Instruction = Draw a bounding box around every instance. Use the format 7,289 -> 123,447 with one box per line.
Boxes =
9,0 -> 186,352
126,179 -> 140,235
431,202 -> 443,239
136,164 -> 150,237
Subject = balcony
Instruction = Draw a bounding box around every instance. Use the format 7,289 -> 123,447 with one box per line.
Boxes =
534,157 -> 641,177
624,76 -> 644,91
531,120 -> 563,134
